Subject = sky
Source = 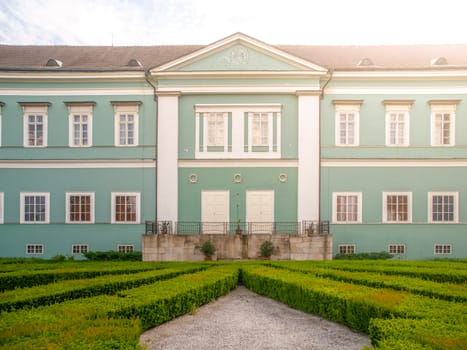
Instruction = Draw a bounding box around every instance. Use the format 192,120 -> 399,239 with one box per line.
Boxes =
1,0 -> 467,46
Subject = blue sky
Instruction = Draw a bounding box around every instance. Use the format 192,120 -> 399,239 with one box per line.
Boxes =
1,0 -> 467,46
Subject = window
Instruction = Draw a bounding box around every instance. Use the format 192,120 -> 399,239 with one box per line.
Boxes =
113,102 -> 140,146
67,103 -> 94,147
429,192 -> 458,223
0,192 -> 3,224
207,113 -> 226,147
251,112 -> 270,146
118,244 -> 135,253
66,193 -> 94,223
434,244 -> 452,255
26,244 -> 44,255
388,244 -> 405,255
430,102 -> 457,146
384,102 -> 412,146
111,192 -> 140,224
333,192 -> 362,223
195,104 -> 281,159
72,244 -> 89,254
20,193 -> 50,224
21,104 -> 49,147
334,102 -> 360,146
383,192 -> 412,223
338,244 -> 356,254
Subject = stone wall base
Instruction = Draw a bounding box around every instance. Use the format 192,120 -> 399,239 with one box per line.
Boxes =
142,234 -> 333,261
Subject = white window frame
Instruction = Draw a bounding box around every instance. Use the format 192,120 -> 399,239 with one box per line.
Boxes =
434,244 -> 452,255
383,192 -> 412,223
338,244 -> 356,254
385,104 -> 410,146
111,192 -> 141,224
113,103 -> 139,147
66,192 -> 95,224
22,105 -> 48,148
195,104 -> 281,159
26,244 -> 44,255
72,244 -> 89,254
117,244 -> 135,253
0,192 -> 4,224
332,192 -> 362,223
428,192 -> 458,223
249,112 -> 273,148
430,104 -> 456,146
20,192 -> 50,224
334,104 -> 360,146
388,244 -> 406,255
68,104 -> 93,147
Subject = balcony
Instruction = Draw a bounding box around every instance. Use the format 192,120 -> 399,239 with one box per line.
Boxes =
145,220 -> 330,235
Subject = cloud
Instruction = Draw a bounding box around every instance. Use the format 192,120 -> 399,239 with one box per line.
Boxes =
0,0 -> 467,45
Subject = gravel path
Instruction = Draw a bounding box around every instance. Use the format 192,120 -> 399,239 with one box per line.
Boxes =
139,286 -> 371,350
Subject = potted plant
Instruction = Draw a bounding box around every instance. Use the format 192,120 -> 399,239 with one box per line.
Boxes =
259,240 -> 274,260
200,240 -> 216,261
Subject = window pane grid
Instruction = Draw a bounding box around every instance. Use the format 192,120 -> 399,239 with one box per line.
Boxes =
386,195 -> 408,222
338,245 -> 355,254
207,113 -> 225,146
27,244 -> 44,254
432,195 -> 455,222
27,114 -> 44,146
118,245 -> 134,253
389,112 -> 405,145
336,194 -> 359,222
434,113 -> 451,145
339,112 -> 355,144
115,195 -> 137,222
434,244 -> 452,254
72,244 -> 88,254
389,244 -> 405,254
69,195 -> 91,222
24,195 -> 46,222
252,113 -> 269,146
72,114 -> 89,146
119,113 -> 135,145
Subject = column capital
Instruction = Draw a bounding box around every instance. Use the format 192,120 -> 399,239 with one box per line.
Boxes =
296,90 -> 321,96
156,91 -> 181,97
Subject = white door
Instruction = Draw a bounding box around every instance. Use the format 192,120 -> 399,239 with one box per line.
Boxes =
201,191 -> 229,234
246,190 -> 274,234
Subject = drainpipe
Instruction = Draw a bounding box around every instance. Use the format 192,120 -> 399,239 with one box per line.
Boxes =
144,69 -> 159,226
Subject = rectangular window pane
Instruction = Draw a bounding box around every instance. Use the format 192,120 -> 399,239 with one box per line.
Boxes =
432,195 -> 455,222
69,195 -> 92,223
335,194 -> 360,223
386,195 -> 408,222
114,195 -> 137,223
252,113 -> 269,146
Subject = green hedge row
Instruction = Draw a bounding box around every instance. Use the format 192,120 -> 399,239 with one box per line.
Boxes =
0,265 -> 208,312
369,318 -> 467,350
0,265 -> 239,350
0,263 -> 165,291
317,261 -> 467,284
270,261 -> 467,302
241,266 -> 467,333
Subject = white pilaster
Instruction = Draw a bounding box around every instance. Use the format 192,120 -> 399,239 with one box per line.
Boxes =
157,92 -> 180,223
297,92 -> 320,223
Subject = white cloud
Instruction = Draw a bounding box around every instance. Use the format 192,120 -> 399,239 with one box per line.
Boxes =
1,0 -> 467,45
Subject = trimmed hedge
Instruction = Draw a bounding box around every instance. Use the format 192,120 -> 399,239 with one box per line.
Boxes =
0,262 -> 164,291
0,265 -> 207,312
0,265 -> 239,349
270,261 -> 467,302
241,265 -> 467,333
369,318 -> 467,350
83,250 -> 142,261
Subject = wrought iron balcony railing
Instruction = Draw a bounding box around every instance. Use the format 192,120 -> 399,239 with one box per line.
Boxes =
145,220 -> 330,235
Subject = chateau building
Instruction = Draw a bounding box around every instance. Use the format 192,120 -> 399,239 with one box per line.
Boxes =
0,33 -> 466,259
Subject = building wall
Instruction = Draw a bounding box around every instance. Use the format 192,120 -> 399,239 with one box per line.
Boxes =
0,81 -> 157,258
320,78 -> 467,259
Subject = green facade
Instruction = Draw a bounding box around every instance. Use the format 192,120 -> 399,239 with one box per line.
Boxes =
0,33 -> 466,259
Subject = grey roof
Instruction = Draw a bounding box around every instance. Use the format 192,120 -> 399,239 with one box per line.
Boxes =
1,43 -> 467,71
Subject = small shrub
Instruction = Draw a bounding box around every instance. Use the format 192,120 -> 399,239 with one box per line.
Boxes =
200,241 -> 216,258
83,251 -> 142,261
334,251 -> 393,260
51,254 -> 66,262
259,241 -> 274,258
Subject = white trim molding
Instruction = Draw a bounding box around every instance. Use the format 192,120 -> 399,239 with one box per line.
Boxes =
322,159 -> 467,168
65,192 -> 95,224
111,192 -> 141,224
20,192 -> 50,224
0,160 -> 156,169
382,192 -> 412,223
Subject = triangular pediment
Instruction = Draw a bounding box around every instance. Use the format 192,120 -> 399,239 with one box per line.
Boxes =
151,33 -> 327,74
